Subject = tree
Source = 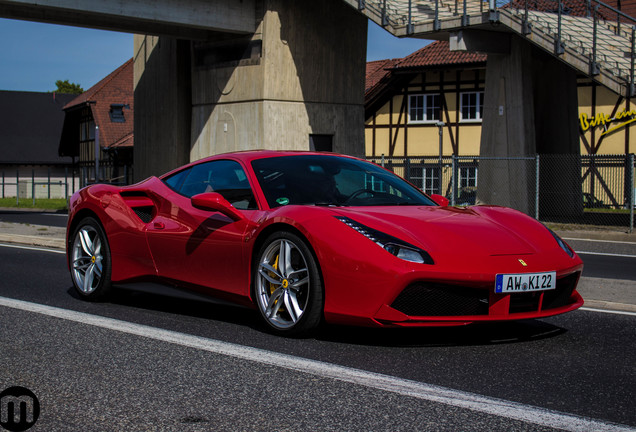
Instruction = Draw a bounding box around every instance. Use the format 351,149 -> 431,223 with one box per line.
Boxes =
53,80 -> 84,94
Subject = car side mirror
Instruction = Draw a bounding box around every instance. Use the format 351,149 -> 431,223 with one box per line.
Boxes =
430,194 -> 450,207
191,192 -> 245,221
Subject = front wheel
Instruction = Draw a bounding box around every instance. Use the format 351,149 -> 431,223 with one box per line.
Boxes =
253,232 -> 323,336
70,217 -> 112,300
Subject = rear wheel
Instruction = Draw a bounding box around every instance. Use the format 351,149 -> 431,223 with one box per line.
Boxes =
70,217 -> 112,300
254,231 -> 323,336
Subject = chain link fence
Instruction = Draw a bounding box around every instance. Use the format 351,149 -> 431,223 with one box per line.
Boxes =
368,154 -> 635,232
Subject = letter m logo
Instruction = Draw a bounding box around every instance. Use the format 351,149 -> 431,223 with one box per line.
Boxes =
0,387 -> 40,431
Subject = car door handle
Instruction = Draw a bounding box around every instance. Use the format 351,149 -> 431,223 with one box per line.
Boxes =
153,222 -> 165,229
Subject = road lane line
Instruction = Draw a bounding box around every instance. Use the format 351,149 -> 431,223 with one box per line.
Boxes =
575,251 -> 636,258
580,307 -> 636,317
0,242 -> 65,254
564,238 -> 636,245
0,296 -> 634,432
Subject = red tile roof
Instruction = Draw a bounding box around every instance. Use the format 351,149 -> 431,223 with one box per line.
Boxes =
366,58 -> 400,92
365,41 -> 486,99
65,58 -> 133,149
397,40 -> 486,69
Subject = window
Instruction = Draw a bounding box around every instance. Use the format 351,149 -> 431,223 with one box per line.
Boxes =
164,160 -> 257,210
109,104 -> 127,123
309,134 -> 333,152
409,94 -> 441,123
252,155 -> 436,208
460,91 -> 484,122
411,166 -> 441,195
459,166 -> 478,188
422,167 -> 441,195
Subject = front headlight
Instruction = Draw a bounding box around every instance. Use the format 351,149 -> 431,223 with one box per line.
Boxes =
335,216 -> 434,264
547,227 -> 575,258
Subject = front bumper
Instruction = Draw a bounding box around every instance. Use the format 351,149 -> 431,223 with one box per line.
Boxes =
373,271 -> 583,326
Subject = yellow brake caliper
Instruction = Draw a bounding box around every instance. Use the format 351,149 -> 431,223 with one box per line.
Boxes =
269,255 -> 279,294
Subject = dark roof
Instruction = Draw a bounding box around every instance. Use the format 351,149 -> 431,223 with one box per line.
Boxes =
0,90 -> 76,165
60,58 -> 133,157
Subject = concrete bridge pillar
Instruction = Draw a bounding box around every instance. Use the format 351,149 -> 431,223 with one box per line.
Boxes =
476,35 -> 582,217
134,0 -> 367,180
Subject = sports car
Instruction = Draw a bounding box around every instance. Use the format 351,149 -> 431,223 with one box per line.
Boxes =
66,150 -> 584,335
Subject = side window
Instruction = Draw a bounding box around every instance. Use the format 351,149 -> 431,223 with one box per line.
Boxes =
167,160 -> 257,210
164,168 -> 190,192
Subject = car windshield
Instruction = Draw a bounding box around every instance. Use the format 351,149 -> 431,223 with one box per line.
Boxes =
251,155 -> 437,208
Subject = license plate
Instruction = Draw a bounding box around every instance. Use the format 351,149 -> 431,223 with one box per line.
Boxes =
495,272 -> 556,293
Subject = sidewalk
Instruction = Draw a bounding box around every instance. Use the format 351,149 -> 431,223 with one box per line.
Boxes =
0,217 -> 634,313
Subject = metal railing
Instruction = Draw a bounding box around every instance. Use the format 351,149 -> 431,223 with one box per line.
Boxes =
368,153 -> 636,232
354,0 -> 636,96
1,168 -> 78,205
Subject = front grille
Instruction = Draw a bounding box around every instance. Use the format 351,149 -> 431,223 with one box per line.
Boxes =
543,272 -> 579,310
510,292 -> 542,313
391,283 -> 489,317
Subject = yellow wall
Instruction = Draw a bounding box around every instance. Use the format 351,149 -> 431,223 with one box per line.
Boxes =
366,72 -> 635,157
365,68 -> 486,157
577,80 -> 635,155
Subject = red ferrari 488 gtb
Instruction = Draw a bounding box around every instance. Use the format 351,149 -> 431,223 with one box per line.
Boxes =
66,151 -> 583,335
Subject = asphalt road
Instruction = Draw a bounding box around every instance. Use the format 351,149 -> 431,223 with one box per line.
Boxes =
0,210 -> 68,227
0,244 -> 634,431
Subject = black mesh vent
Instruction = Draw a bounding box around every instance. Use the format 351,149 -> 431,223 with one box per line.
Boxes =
133,206 -> 154,223
543,272 -> 579,310
391,283 -> 489,317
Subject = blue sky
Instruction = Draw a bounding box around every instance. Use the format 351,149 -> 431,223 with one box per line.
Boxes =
0,18 -> 429,93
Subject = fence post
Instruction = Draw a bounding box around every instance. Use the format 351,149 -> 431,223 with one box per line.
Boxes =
32,169 -> 35,206
2,171 -> 4,198
630,154 -> 634,234
47,167 -> 51,199
451,155 -> 457,206
535,154 -> 540,220
16,170 -> 19,206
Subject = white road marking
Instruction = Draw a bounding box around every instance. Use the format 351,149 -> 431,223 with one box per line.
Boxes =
580,307 -> 636,317
0,242 -> 65,254
576,251 -> 636,258
0,296 -> 634,432
564,238 -> 636,245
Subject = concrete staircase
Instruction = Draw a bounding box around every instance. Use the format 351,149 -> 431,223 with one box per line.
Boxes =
345,0 -> 636,97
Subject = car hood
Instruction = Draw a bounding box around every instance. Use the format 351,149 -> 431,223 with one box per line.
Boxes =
332,205 -> 542,256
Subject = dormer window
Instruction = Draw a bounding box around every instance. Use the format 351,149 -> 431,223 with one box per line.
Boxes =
109,104 -> 127,123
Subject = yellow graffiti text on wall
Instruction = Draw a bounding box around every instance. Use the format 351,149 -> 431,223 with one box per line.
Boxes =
579,110 -> 636,136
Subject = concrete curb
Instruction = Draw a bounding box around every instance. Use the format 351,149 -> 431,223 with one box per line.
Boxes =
0,233 -> 65,250
583,300 -> 636,313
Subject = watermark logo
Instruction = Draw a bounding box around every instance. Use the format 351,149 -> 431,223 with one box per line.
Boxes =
0,387 -> 40,432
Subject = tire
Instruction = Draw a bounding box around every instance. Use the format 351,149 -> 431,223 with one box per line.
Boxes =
253,231 -> 323,336
70,217 -> 112,300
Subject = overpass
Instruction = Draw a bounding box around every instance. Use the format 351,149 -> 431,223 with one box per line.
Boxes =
1,0 -> 632,214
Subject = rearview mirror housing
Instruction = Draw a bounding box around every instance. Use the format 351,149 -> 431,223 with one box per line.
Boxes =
191,192 -> 245,221
430,194 -> 450,207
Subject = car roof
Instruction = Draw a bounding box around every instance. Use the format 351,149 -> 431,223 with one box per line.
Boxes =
159,150 -> 362,179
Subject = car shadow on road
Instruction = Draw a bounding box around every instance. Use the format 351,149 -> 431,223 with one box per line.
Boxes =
317,320 -> 568,347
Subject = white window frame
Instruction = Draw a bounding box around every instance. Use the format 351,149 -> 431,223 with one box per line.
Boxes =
408,94 -> 441,124
418,166 -> 440,195
459,166 -> 478,189
459,91 -> 484,123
